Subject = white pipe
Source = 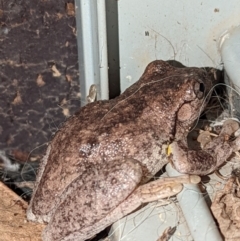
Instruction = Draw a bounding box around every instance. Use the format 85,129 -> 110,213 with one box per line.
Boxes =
219,25 -> 240,87
166,164 -> 223,241
97,0 -> 109,100
75,0 -> 109,105
219,25 -> 240,118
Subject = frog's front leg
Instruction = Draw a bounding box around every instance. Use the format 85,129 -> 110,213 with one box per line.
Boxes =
170,136 -> 233,175
42,158 -> 199,241
170,120 -> 239,175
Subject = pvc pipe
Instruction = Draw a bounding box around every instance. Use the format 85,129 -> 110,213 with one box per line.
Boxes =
166,164 -> 223,241
219,25 -> 240,118
75,0 -> 109,105
219,25 -> 240,87
97,0 -> 109,100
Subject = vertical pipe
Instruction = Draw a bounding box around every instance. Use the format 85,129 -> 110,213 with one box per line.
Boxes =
97,0 -> 109,100
219,25 -> 240,119
75,0 -> 109,105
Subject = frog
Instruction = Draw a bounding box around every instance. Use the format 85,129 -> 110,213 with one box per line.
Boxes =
27,60 -> 230,241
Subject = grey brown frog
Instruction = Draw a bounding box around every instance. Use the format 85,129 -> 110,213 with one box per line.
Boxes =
27,60 -> 231,241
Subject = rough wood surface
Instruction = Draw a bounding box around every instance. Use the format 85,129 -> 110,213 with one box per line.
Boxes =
0,181 -> 45,241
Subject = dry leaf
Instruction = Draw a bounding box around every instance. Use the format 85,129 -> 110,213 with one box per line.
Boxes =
62,107 -> 70,117
51,64 -> 61,77
12,91 -> 22,105
66,3 -> 75,16
65,74 -> 72,82
36,74 -> 45,87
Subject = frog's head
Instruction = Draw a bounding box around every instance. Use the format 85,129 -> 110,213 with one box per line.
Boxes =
173,68 -> 215,139
138,60 -> 216,140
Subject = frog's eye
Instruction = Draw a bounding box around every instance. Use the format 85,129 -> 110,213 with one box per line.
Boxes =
194,81 -> 205,99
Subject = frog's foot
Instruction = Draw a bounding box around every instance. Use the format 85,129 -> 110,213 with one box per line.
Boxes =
132,174 -> 200,203
170,119 -> 240,175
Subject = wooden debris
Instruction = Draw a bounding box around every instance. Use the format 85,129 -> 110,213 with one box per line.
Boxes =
0,182 -> 45,241
211,177 -> 240,241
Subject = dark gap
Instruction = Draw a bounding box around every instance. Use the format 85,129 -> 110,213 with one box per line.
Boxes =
106,0 -> 120,99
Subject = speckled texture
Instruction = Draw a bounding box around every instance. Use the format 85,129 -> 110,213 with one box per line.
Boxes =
0,0 -> 80,155
27,60 -> 216,240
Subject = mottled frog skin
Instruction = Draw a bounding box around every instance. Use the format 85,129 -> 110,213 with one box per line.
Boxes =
27,60 -> 224,241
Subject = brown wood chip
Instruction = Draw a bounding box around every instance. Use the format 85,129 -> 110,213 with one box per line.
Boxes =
0,182 -> 45,241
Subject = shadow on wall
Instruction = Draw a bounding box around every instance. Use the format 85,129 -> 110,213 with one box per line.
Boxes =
106,0 -> 120,98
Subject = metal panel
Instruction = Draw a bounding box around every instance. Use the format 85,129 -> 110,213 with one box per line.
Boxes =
118,0 -> 240,91
110,1 -> 240,240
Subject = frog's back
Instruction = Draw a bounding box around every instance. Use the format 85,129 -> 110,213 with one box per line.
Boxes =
28,60 -> 213,221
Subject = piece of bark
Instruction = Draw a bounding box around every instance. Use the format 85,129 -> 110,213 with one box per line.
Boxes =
211,177 -> 240,241
0,182 -> 45,241
156,226 -> 176,241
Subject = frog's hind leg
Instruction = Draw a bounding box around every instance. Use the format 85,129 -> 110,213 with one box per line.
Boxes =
42,158 -> 142,241
54,174 -> 198,241
42,158 -> 199,241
